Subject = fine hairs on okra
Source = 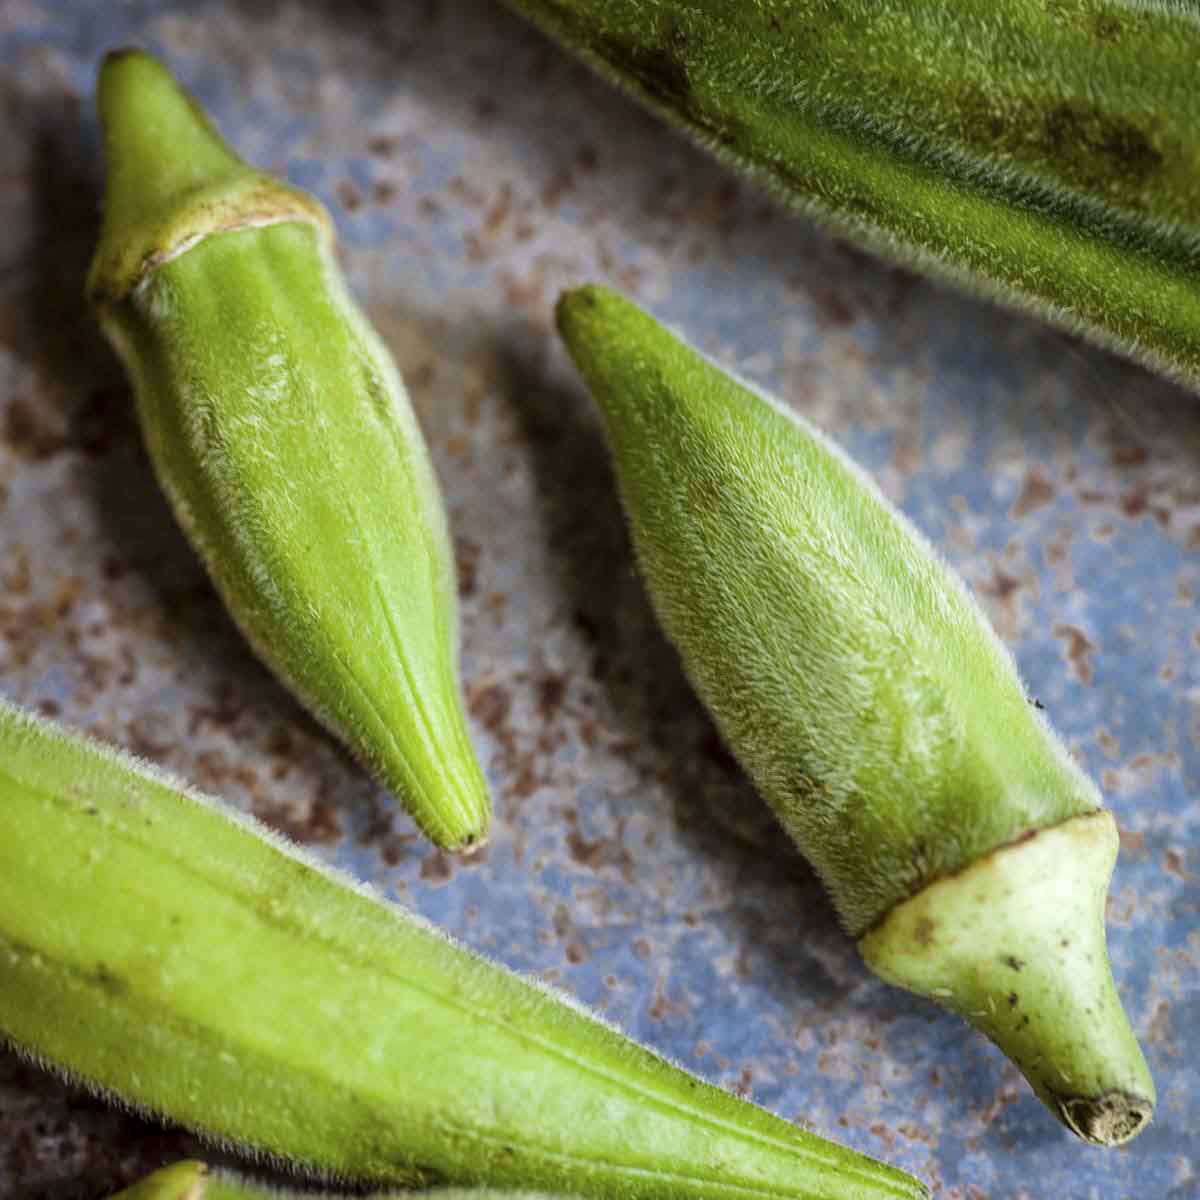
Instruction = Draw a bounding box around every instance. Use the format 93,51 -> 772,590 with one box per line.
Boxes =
508,0 -> 1200,390
86,50 -> 489,851
107,1160 -> 574,1200
555,284 -> 1155,1146
0,697 -> 928,1200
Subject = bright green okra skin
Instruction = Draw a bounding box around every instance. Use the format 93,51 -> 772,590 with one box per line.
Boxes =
554,283 -> 1154,1144
87,50 -> 489,851
0,699 -> 927,1200
509,0 -> 1200,389
108,1160 -> 577,1200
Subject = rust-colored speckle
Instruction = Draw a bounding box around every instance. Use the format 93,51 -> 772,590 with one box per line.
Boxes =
335,180 -> 363,213
367,134 -> 398,157
456,537 -> 480,597
1144,999 -> 1171,1044
371,180 -> 398,206
1119,489 -> 1149,520
1011,466 -> 1056,519
3,397 -> 68,461
258,798 -> 341,846
420,851 -> 455,885
483,181 -> 513,237
648,977 -> 685,1021
869,1121 -> 896,1152
565,942 -> 588,964
567,827 -> 634,881
1110,444 -> 1149,468
3,547 -> 31,595
1164,848 -> 1188,878
1053,623 -> 1097,685
814,288 -> 855,329
469,681 -> 512,733
537,672 -> 567,721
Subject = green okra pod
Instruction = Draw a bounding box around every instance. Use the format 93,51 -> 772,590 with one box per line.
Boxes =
555,283 -> 1155,1146
108,1160 -> 571,1200
87,50 -> 488,850
509,0 -> 1200,389
0,698 -> 927,1200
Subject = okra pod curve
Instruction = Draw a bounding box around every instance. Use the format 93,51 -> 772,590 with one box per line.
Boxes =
109,1159 -> 572,1200
509,0 -> 1200,389
87,50 -> 489,850
555,283 -> 1155,1145
0,698 -> 927,1200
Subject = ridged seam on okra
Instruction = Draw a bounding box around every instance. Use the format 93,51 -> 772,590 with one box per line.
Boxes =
554,282 -> 1154,1145
0,698 -> 928,1200
507,0 -> 1200,389
87,49 -> 489,851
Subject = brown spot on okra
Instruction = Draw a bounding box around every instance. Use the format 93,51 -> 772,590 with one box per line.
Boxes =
913,917 -> 935,947
593,29 -> 692,111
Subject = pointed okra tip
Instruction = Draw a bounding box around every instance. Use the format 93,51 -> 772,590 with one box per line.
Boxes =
88,48 -> 324,304
861,811 -> 1155,1145
555,283 -> 649,375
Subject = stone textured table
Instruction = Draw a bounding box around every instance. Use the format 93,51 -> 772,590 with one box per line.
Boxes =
1,4 -> 1197,1197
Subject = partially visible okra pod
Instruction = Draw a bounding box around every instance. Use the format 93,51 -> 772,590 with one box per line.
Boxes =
87,50 -> 488,850
555,283 -> 1155,1145
0,698 -> 927,1200
109,1161 -> 583,1200
108,1161 -> 571,1200
509,0 -> 1200,389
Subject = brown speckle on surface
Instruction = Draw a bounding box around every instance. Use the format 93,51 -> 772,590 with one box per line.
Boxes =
1011,466 -> 1056,519
420,850 -> 455,885
335,179 -> 363,212
1053,623 -> 1097,684
3,396 -> 68,461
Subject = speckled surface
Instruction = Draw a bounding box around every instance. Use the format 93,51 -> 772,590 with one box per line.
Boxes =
0,3 -> 1197,1198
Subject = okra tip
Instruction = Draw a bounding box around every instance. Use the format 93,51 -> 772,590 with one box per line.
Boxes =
88,47 -> 326,304
861,811 -> 1155,1145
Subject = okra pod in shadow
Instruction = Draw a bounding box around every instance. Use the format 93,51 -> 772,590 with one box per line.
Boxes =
555,283 -> 1154,1146
87,50 -> 488,850
0,699 -> 926,1200
509,0 -> 1200,389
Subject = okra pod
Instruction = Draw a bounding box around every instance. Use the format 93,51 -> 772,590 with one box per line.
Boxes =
0,698 -> 926,1200
87,50 -> 489,850
108,1160 -> 568,1200
509,0 -> 1200,389
555,283 -> 1155,1145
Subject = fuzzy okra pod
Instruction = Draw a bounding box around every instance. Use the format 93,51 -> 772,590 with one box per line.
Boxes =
0,698 -> 927,1200
86,50 -> 488,850
508,0 -> 1200,389
555,284 -> 1155,1146
108,1160 -> 569,1200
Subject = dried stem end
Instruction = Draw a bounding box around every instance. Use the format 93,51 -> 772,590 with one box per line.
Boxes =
860,810 -> 1154,1145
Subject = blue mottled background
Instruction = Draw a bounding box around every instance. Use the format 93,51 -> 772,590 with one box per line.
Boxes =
0,3 -> 1197,1197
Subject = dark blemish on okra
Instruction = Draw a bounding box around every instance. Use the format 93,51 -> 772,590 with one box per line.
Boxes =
1005,956 -> 1026,972
592,30 -> 692,111
1040,101 -> 1162,191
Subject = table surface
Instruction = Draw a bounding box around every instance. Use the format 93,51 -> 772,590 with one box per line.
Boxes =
1,4 -> 1197,1198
